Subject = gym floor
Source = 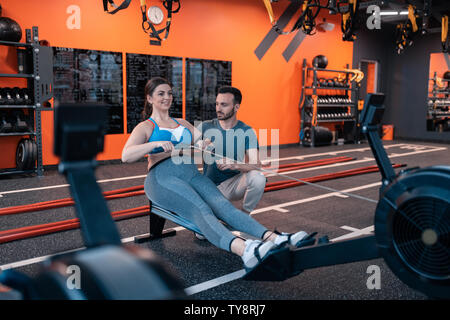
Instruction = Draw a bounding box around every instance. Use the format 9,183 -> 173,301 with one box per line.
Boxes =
0,139 -> 448,300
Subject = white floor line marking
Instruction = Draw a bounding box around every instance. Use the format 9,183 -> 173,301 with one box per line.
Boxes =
97,175 -> 147,183
273,208 -> 290,213
184,270 -> 247,296
0,174 -> 148,197
250,182 -> 381,215
260,143 -> 410,164
0,247 -> 83,271
331,226 -> 375,242
265,158 -> 373,177
0,226 -> 187,271
183,224 -> 376,296
333,193 -> 349,198
265,146 -> 447,177
0,184 -> 71,196
340,226 -> 360,232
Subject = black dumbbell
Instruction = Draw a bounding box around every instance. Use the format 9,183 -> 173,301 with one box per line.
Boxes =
0,88 -> 7,105
0,111 -> 14,133
13,110 -> 30,132
20,88 -> 32,105
4,88 -> 15,105
11,87 -> 24,105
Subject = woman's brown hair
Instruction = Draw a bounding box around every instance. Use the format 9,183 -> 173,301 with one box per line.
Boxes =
141,77 -> 171,120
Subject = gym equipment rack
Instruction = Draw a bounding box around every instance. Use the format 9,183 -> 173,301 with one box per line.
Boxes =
299,58 -> 361,147
427,72 -> 450,132
0,26 -> 53,177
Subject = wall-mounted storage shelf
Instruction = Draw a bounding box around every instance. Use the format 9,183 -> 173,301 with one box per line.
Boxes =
0,26 -> 53,177
299,59 -> 361,147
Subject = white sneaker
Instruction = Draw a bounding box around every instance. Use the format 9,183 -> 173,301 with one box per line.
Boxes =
241,239 -> 276,269
194,232 -> 206,240
274,231 -> 308,247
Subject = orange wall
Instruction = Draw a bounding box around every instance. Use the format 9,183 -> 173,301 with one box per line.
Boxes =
367,63 -> 376,93
429,52 -> 449,92
0,0 -> 353,168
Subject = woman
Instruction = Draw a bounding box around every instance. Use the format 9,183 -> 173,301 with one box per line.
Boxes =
122,77 -> 310,270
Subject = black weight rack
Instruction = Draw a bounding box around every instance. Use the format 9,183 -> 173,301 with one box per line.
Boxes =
299,58 -> 361,147
0,26 -> 53,177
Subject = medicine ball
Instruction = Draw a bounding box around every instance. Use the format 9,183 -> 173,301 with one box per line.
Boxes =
443,70 -> 450,80
0,15 -> 22,42
312,55 -> 328,69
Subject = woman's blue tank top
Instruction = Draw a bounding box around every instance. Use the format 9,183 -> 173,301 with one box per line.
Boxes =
147,118 -> 192,154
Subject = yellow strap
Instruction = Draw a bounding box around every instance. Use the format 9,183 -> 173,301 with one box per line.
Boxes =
312,95 -> 318,127
140,0 -> 146,6
344,69 -> 364,83
302,0 -> 308,12
442,15 -> 448,43
262,0 -> 275,24
408,5 -> 418,32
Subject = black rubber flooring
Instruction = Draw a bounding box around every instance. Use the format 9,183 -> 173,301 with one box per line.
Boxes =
0,139 -> 449,301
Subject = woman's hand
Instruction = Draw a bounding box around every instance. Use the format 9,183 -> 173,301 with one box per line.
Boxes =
195,138 -> 214,151
154,141 -> 174,153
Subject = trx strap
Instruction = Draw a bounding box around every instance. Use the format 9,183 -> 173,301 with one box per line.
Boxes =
301,0 -> 317,35
268,0 -> 328,36
442,15 -> 449,53
407,5 -> 418,33
341,0 -> 359,41
395,5 -> 419,54
140,0 -> 181,46
103,0 -> 131,14
262,0 -> 275,25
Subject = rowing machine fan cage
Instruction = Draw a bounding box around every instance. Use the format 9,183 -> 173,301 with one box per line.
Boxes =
375,166 -> 450,299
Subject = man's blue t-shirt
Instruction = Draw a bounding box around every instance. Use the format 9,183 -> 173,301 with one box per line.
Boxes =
199,119 -> 259,185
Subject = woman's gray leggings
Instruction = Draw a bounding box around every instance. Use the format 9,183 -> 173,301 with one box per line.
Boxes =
144,158 -> 268,252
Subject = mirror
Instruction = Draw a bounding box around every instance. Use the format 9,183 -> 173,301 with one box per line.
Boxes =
427,53 -> 450,132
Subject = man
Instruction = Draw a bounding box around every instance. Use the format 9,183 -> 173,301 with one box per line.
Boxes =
198,86 -> 267,218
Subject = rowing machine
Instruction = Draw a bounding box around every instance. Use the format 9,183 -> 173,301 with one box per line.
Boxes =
244,93 -> 450,299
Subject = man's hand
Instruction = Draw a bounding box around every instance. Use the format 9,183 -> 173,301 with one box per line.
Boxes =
215,159 -> 240,171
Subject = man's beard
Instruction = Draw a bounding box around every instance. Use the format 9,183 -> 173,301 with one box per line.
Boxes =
217,109 -> 235,121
